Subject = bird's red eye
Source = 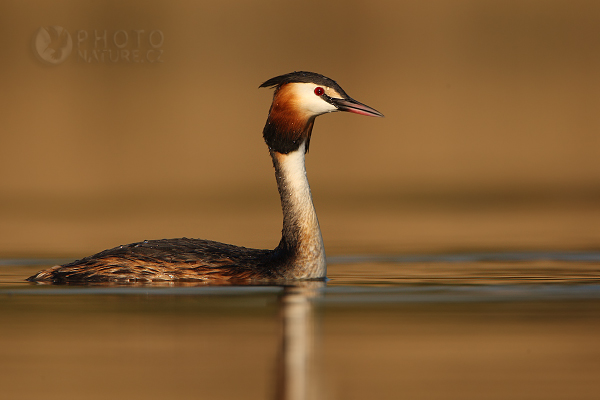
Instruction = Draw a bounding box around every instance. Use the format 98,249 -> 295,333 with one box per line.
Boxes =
314,87 -> 325,96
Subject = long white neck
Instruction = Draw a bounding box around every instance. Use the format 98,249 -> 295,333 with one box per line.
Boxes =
271,141 -> 326,279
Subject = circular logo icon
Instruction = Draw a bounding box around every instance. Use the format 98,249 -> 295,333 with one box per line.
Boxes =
33,26 -> 73,65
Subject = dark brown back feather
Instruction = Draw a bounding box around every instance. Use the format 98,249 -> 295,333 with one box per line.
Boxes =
27,238 -> 287,283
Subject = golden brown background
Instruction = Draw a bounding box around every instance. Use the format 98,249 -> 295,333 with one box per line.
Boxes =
1,0 -> 599,258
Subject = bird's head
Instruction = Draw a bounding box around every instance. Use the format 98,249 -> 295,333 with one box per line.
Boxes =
260,71 -> 383,154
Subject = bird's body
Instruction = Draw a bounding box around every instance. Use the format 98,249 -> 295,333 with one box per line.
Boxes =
27,71 -> 383,284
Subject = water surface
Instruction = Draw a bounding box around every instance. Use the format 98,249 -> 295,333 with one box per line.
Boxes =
1,253 -> 599,400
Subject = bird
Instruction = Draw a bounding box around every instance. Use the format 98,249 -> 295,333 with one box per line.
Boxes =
27,71 -> 383,284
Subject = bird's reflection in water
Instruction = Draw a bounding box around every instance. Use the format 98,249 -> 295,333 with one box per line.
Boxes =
274,282 -> 324,400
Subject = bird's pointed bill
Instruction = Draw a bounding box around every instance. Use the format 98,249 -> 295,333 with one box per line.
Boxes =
331,98 -> 384,117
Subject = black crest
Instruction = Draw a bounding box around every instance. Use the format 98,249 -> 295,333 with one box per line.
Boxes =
260,71 -> 349,98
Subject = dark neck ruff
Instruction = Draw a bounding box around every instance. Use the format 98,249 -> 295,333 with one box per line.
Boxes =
263,116 -> 314,154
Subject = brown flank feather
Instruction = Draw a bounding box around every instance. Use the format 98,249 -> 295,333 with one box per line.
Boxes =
27,238 -> 287,283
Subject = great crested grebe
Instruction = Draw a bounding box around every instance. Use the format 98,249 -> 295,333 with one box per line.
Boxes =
27,71 -> 383,284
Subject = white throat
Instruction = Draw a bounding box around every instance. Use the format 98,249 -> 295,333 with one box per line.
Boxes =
272,141 -> 326,279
